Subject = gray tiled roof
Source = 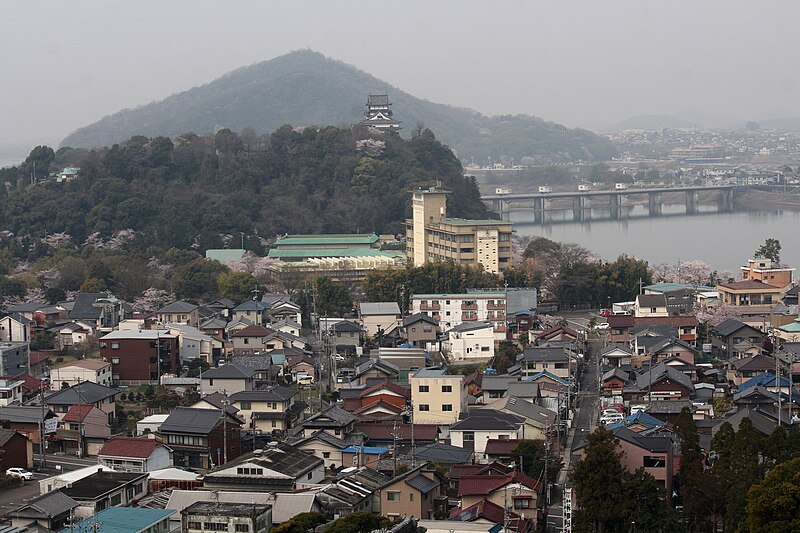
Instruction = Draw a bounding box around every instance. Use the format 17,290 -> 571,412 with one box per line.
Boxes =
714,319 -> 750,337
359,302 -> 400,316
159,407 -> 232,434
205,442 -> 322,480
301,405 -> 357,428
634,364 -> 694,393
68,292 -> 114,320
156,300 -> 198,314
202,363 -> 255,379
405,474 -> 440,494
448,321 -> 493,334
230,386 -> 298,403
44,381 -> 117,405
412,443 -> 473,463
7,490 -> 78,518
450,410 -> 524,431
519,346 -> 571,363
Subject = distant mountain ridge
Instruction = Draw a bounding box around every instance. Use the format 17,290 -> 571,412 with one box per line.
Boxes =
61,50 -> 617,163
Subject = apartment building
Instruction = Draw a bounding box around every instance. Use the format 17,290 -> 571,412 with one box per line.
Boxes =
740,258 -> 794,288
410,368 -> 466,424
405,188 -> 513,274
410,293 -> 507,340
99,330 -> 179,384
51,359 -> 113,388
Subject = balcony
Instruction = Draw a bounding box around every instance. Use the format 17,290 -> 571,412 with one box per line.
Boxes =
420,303 -> 440,311
487,303 -> 505,310
461,314 -> 478,321
461,303 -> 478,311
493,325 -> 507,332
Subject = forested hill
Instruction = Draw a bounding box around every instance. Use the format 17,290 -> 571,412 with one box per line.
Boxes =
0,126 -> 490,251
61,50 -> 617,164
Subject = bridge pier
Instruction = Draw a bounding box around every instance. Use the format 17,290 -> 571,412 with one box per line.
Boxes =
648,192 -> 662,216
717,189 -> 734,212
609,194 -> 623,219
686,190 -> 699,214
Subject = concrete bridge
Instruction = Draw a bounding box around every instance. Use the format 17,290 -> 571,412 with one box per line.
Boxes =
482,185 -> 739,222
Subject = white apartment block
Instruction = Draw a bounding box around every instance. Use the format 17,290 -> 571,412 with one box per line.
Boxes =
410,293 -> 507,340
443,322 -> 495,363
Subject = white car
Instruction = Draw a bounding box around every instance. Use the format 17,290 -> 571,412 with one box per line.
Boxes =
600,413 -> 624,425
332,354 -> 345,362
6,467 -> 34,480
593,322 -> 610,331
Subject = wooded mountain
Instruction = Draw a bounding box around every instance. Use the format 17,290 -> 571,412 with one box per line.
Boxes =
61,50 -> 617,163
1,126 -> 490,251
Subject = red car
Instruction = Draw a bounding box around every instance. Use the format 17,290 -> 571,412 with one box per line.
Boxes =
599,308 -> 612,317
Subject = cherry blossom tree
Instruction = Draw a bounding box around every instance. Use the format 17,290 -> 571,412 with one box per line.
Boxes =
40,232 -> 73,249
695,303 -> 742,327
223,252 -> 276,279
355,139 -> 386,157
36,267 -> 61,289
132,288 -> 175,312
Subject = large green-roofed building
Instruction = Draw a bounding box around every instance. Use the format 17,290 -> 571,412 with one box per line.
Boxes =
273,233 -> 379,250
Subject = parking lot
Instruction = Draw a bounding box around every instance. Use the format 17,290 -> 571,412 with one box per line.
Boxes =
0,473 -> 45,516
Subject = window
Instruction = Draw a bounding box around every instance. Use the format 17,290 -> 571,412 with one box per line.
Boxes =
323,452 -> 330,458
187,523 -> 201,530
308,472 -> 313,480
498,434 -> 510,440
111,342 -> 119,349
442,404 -> 453,411
441,385 -> 452,393
239,402 -> 251,410
110,494 -> 121,505
463,431 -> 474,441
111,357 -> 120,364
204,523 -> 227,532
410,493 -> 414,502
419,404 -> 430,412
387,491 -> 400,501
418,385 -> 429,393
271,421 -> 277,428
643,456 -> 665,468
244,338 -> 249,344
235,526 -> 250,533
514,497 -> 531,509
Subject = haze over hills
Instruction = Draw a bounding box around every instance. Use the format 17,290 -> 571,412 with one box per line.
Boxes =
61,50 -> 617,164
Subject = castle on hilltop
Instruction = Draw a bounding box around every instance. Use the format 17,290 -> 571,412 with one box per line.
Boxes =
357,93 -> 401,132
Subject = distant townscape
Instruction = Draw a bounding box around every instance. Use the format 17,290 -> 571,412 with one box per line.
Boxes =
0,83 -> 799,533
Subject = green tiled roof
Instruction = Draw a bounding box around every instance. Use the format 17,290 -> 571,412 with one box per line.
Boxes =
268,248 -> 403,259
205,249 -> 246,261
644,283 -> 714,292
442,218 -> 510,226
779,321 -> 800,332
274,233 -> 379,246
413,292 -> 505,298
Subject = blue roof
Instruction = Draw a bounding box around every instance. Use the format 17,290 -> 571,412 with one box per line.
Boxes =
340,445 -> 390,455
738,371 -> 792,392
525,370 -> 569,385
643,282 -> 714,293
60,508 -> 174,533
270,353 -> 286,365
607,411 -> 665,431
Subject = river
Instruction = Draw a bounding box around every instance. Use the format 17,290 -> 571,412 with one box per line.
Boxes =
510,204 -> 800,272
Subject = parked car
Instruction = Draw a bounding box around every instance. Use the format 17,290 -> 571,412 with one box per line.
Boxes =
599,308 -> 612,317
599,412 -> 624,425
6,467 -> 34,480
594,322 -> 610,331
297,375 -> 315,387
332,354 -> 345,362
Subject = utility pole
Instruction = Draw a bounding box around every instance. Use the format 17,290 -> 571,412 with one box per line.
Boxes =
221,392 -> 229,465
391,419 -> 399,477
39,389 -> 47,468
775,332 -> 782,427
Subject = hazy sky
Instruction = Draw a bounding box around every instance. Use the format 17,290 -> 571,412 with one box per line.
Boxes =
1,1 -> 798,151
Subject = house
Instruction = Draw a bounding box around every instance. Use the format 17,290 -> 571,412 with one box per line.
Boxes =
57,404 -> 111,456
477,374 -> 520,402
230,325 -> 274,356
447,462 -> 511,497
331,320 -> 362,350
607,314 -> 635,344
0,428 -> 32,470
6,491 -> 79,530
0,373 -> 40,404
232,300 -> 271,327
67,293 -> 123,332
350,358 -> 400,387
167,490 -> 317,527
205,298 -> 236,319
634,294 -> 668,318
50,359 -> 113,388
717,280 -> 783,315
444,322 -> 495,363
402,313 -> 439,349
448,500 -> 532,533
0,405 -> 58,455
200,363 -> 255,395
340,445 -> 390,469
727,354 -> 777,386
167,323 -> 222,364
622,364 -> 695,403
287,429 -> 349,469
602,368 -> 630,396
60,471 -> 149,518
0,378 -> 24,406
49,321 -> 93,350
271,319 -> 302,338
98,436 -> 172,472
600,345 -> 633,369
573,425 -> 675,500
0,342 -> 29,376
342,380 -> 409,418
355,421 -> 440,447
261,330 -> 306,352
740,258 -> 795,288
44,381 -> 117,423
712,319 -> 764,359
411,442 -> 474,466
0,313 -> 31,343
286,354 -> 315,382
534,325 -> 580,343
99,330 -> 179,384
479,396 -> 557,441
517,346 -> 573,379
663,288 -> 696,316
182,502 -> 272,533
636,316 -> 699,345
65,507 -> 173,533
136,413 -> 170,437
359,302 -> 401,338
158,407 -> 243,470
449,410 -> 524,460
648,337 -> 697,366
261,294 -> 302,325
483,439 -> 521,465
155,301 -> 200,327
200,317 -> 228,340
379,464 -> 441,519
298,404 -> 357,438
376,345 -> 430,384
228,385 -> 302,434
202,443 -> 325,491
457,469 -> 540,512
411,368 -> 466,424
